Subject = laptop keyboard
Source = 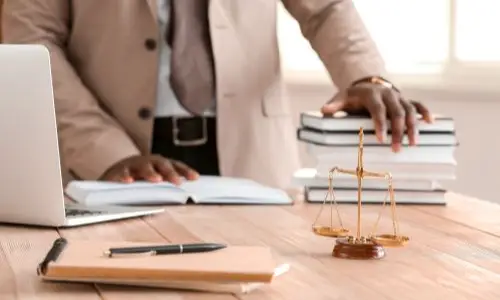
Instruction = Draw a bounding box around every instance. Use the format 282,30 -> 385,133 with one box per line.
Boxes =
65,208 -> 106,217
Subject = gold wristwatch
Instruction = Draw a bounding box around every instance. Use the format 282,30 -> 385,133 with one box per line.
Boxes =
351,76 -> 399,92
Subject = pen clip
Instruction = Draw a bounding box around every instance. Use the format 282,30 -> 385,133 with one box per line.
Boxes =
37,238 -> 67,275
104,250 -> 157,258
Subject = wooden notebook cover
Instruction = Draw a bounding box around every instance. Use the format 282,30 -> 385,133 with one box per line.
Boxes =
43,264 -> 291,294
37,238 -> 277,283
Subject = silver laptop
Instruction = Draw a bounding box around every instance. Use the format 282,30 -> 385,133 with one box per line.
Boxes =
0,44 -> 164,227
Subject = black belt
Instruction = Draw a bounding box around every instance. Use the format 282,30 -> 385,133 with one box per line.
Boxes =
151,116 -> 219,175
153,116 -> 214,147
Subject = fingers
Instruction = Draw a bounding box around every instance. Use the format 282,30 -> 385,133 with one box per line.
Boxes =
101,155 -> 199,185
320,93 -> 346,116
362,90 -> 387,143
400,99 -> 418,146
171,160 -> 199,180
105,166 -> 134,183
151,158 -> 199,185
411,100 -> 433,123
132,162 -> 163,183
382,90 -> 405,152
120,168 -> 134,183
152,158 -> 183,185
347,84 -> 432,150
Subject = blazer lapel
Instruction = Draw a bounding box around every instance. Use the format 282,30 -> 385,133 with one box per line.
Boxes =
145,0 -> 158,22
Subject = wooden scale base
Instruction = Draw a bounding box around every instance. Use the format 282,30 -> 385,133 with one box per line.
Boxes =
332,236 -> 385,260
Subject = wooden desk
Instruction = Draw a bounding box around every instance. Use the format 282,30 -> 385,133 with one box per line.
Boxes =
1,192 -> 500,299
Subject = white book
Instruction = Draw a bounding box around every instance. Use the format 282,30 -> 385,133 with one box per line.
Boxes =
314,160 -> 456,178
292,168 -> 438,191
315,155 -> 457,165
306,144 -> 457,161
65,176 -> 292,206
312,160 -> 456,180
308,145 -> 457,164
305,187 -> 447,205
300,111 -> 455,133
313,169 -> 455,181
298,128 -> 458,146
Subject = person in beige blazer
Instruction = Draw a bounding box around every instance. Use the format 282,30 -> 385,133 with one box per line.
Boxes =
1,0 -> 431,190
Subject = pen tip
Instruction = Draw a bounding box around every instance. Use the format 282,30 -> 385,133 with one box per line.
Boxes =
206,243 -> 226,250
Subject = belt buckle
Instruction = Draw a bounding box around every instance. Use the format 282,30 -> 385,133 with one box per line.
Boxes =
172,116 -> 208,147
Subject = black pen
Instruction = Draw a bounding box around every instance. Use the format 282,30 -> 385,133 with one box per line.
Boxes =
104,243 -> 227,258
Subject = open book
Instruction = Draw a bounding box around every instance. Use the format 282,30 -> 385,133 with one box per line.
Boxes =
64,176 -> 292,206
38,238 -> 289,294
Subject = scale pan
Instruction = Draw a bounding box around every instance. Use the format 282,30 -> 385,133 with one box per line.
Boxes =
371,234 -> 409,247
312,226 -> 349,237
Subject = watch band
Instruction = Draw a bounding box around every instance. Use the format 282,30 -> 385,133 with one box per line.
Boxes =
351,76 -> 400,92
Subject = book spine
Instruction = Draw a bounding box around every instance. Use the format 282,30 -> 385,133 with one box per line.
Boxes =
37,237 -> 68,275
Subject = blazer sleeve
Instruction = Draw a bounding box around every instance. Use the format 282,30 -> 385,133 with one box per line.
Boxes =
1,0 -> 140,180
281,0 -> 388,91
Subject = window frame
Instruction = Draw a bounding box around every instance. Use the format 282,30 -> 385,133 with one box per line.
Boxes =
280,0 -> 500,96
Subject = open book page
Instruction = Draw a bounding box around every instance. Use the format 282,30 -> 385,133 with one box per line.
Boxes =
64,181 -> 190,206
181,176 -> 292,204
64,176 -> 292,206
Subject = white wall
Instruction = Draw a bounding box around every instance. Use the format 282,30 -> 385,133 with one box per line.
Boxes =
287,81 -> 500,204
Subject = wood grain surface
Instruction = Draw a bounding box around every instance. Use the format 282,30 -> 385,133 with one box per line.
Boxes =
1,192 -> 499,300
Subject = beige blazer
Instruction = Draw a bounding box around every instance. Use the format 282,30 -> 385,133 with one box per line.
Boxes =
1,0 -> 385,189
0,0 -> 2,41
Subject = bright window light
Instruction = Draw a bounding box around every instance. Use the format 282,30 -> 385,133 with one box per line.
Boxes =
455,0 -> 500,61
277,0 -> 500,90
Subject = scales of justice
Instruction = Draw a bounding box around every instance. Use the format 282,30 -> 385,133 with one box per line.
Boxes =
311,127 -> 409,259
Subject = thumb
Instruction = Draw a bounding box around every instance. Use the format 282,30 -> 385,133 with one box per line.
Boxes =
321,94 -> 346,115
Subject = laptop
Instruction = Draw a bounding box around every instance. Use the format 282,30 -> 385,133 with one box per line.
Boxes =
0,44 -> 164,227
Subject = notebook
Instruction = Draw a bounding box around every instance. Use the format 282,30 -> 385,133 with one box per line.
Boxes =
65,176 -> 293,206
37,238 -> 290,294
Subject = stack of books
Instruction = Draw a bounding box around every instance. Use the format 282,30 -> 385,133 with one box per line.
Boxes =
293,111 -> 458,205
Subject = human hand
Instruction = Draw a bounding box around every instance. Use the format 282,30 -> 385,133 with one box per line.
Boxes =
100,155 -> 199,185
321,80 -> 433,152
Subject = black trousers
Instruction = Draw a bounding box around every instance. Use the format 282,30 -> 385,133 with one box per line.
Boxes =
151,116 -> 220,175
